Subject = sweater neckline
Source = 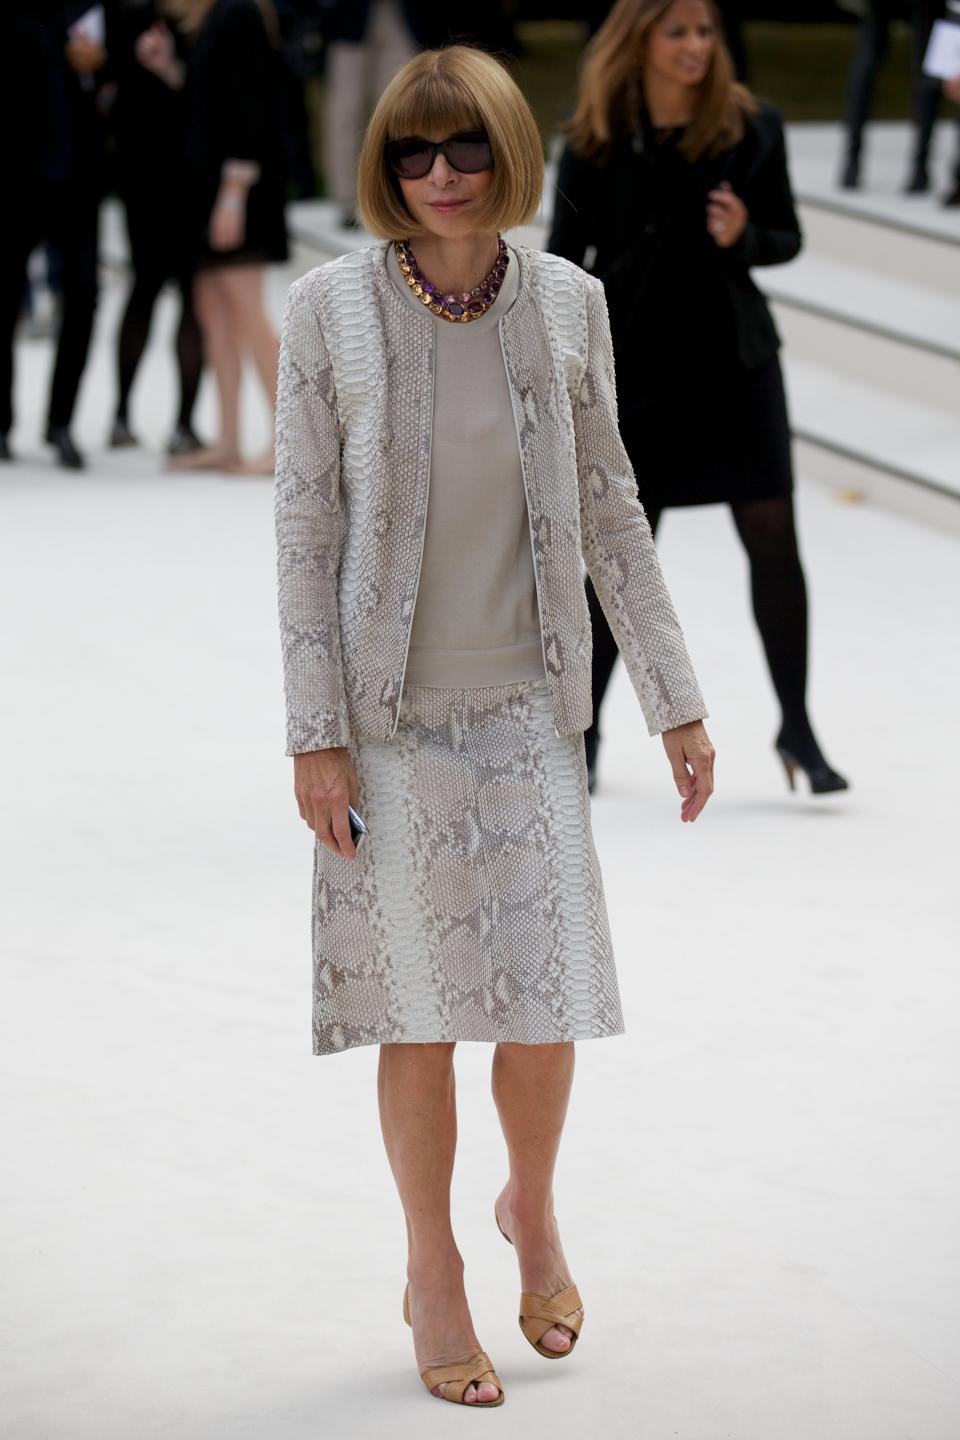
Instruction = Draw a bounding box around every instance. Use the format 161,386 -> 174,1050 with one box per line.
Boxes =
377,239 -> 525,333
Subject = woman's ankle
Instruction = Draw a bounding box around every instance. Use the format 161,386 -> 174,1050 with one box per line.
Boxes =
407,1242 -> 464,1284
499,1184 -> 555,1231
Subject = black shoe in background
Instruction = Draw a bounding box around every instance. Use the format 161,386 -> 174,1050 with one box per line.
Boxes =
46,426 -> 85,470
109,417 -> 138,448
0,433 -> 12,462
775,726 -> 849,796
840,155 -> 860,190
166,424 -> 204,457
943,185 -> 960,208
904,164 -> 930,195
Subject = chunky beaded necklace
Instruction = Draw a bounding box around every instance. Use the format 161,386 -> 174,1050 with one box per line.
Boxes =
394,235 -> 509,323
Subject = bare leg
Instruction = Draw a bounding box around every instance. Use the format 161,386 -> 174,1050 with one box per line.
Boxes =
171,269 -> 241,470
219,265 -> 278,474
378,1043 -> 500,1404
492,1041 -> 583,1353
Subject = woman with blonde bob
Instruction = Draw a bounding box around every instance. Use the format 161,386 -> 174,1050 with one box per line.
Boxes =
274,44 -> 714,1407
550,0 -> 848,797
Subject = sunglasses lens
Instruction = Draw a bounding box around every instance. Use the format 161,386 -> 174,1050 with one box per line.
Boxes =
445,133 -> 493,173
387,139 -> 435,179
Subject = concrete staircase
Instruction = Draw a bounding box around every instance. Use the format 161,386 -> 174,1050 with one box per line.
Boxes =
759,122 -> 960,531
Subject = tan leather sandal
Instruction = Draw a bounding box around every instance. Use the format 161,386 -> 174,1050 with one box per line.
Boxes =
403,1284 -> 505,1407
495,1206 -> 584,1359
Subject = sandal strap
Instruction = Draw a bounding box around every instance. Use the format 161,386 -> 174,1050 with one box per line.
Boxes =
519,1284 -> 583,1345
419,1351 -> 503,1404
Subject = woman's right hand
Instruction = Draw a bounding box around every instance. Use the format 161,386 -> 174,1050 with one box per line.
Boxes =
293,748 -> 361,859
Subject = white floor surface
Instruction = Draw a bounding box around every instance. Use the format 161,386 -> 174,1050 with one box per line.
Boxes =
1,260 -> 959,1440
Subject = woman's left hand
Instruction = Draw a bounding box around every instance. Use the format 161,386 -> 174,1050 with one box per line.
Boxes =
706,183 -> 748,248
209,197 -> 246,252
662,720 -> 715,822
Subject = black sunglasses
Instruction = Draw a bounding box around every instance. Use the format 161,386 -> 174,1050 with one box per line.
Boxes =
384,129 -> 493,180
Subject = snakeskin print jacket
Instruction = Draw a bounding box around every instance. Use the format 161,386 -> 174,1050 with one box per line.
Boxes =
274,241 -> 707,753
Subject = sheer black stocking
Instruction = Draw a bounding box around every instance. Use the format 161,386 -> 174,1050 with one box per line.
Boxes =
729,495 -> 827,766
116,271 -> 202,432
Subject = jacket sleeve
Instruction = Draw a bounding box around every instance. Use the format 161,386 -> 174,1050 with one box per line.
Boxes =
575,278 -> 708,736
274,273 -> 352,755
546,142 -> 597,268
725,113 -> 802,269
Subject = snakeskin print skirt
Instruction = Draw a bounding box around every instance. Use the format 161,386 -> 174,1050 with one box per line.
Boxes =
311,678 -> 624,1055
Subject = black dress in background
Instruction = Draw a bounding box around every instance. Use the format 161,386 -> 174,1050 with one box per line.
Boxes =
548,103 -> 802,512
185,0 -> 288,270
109,0 -> 192,275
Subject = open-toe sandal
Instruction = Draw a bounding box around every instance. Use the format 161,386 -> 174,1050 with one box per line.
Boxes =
495,1206 -> 584,1359
403,1284 -> 505,1407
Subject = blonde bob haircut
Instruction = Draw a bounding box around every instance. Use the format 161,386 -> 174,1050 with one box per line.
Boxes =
357,46 -> 544,240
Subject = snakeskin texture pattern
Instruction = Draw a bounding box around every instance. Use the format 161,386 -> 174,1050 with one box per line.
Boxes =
311,680 -> 623,1054
275,242 -> 707,754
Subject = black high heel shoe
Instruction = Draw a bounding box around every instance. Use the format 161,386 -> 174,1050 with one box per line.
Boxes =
839,154 -> 860,190
45,425 -> 85,470
775,733 -> 849,796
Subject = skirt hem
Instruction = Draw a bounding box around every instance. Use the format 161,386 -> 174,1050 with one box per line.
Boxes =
312,1024 -> 627,1057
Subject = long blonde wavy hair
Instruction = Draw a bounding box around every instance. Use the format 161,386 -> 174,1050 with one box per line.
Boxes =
567,0 -> 757,161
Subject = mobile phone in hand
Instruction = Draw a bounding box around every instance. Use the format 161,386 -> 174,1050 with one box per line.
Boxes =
347,804 -> 368,849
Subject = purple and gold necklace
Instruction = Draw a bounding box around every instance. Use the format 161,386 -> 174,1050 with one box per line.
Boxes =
394,235 -> 509,323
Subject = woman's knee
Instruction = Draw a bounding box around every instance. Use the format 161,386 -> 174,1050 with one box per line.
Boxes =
193,273 -> 227,329
381,1041 -> 456,1066
732,496 -> 798,557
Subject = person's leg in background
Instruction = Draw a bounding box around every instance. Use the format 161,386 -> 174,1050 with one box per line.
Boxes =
112,266 -> 167,448
170,271 -> 204,454
0,191 -> 43,461
216,264 -> 278,474
112,190 -> 204,454
729,495 -> 846,791
44,177 -> 100,469
942,99 -> 960,203
170,267 -> 242,471
583,504 -> 662,792
905,0 -> 944,192
840,0 -> 894,188
324,33 -> 371,227
370,0 -> 417,121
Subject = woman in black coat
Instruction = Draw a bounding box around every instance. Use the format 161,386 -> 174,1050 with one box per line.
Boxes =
549,0 -> 847,795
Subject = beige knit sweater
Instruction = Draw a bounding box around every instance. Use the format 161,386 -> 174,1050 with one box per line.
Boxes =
385,243 -> 545,688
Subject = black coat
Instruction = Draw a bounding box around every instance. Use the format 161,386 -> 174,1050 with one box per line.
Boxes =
547,102 -> 802,378
2,1 -> 108,187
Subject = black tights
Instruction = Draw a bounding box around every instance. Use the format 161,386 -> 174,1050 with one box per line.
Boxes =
586,495 -> 823,763
116,269 -> 202,432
